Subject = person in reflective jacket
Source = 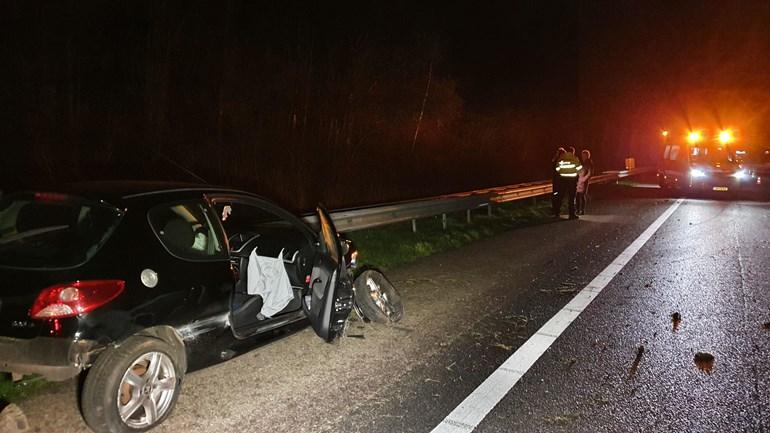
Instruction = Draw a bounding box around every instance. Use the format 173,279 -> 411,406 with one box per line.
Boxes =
551,147 -> 566,217
555,146 -> 583,219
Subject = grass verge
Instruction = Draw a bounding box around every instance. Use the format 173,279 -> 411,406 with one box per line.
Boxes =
348,198 -> 553,271
0,374 -> 57,408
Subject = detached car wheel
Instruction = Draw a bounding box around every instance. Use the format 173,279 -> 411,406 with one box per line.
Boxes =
81,336 -> 184,433
353,269 -> 404,324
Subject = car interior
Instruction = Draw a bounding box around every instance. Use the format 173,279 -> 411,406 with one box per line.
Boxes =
214,202 -> 316,334
151,203 -> 224,259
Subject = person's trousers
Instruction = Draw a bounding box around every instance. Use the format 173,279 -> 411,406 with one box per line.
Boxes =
576,192 -> 585,214
552,179 -> 562,216
577,183 -> 590,214
564,178 -> 578,217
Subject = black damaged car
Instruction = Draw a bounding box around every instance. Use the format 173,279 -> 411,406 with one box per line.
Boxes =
0,182 -> 365,433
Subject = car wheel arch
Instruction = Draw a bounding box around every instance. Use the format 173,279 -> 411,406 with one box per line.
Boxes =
123,325 -> 188,374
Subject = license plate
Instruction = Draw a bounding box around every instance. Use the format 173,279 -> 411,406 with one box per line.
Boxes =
712,186 -> 729,191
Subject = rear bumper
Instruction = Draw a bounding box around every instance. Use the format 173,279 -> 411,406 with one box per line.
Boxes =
0,336 -> 99,381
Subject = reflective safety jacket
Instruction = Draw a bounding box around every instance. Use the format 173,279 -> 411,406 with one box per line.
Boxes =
555,154 -> 583,178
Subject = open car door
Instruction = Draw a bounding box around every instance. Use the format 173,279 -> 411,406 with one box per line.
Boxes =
303,205 -> 353,341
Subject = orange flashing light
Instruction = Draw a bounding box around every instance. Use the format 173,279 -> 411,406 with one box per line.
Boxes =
718,129 -> 734,144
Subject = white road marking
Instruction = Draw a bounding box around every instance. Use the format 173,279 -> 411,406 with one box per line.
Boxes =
430,199 -> 684,433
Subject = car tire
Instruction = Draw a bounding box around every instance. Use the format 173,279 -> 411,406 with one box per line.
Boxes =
353,269 -> 404,324
81,336 -> 184,433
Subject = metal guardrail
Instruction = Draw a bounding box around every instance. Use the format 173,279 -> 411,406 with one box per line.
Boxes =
307,167 -> 654,232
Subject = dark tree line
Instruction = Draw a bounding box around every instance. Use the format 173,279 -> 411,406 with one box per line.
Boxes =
2,1 -> 579,211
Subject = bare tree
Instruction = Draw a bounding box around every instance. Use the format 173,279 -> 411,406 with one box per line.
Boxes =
411,60 -> 432,153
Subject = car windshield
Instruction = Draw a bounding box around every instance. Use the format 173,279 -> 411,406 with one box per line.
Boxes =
0,192 -> 123,269
689,147 -> 735,165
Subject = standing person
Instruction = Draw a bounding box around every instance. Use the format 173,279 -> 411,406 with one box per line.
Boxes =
555,146 -> 582,219
576,149 -> 594,215
551,147 -> 566,217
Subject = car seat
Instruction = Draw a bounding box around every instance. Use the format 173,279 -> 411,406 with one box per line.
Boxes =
160,219 -> 194,254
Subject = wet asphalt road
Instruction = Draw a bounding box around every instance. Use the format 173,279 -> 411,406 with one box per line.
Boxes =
472,196 -> 770,433
16,183 -> 770,433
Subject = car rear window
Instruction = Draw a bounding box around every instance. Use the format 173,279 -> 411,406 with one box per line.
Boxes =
0,192 -> 123,269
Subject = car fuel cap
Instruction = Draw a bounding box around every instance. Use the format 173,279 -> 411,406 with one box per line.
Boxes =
140,269 -> 159,288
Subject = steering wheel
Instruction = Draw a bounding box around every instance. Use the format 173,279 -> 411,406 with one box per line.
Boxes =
230,233 -> 261,255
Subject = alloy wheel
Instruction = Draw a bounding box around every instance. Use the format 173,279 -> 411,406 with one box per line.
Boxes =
116,351 -> 177,428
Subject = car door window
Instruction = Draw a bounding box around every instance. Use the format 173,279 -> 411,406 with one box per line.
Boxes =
663,145 -> 671,160
215,202 -> 310,253
148,201 -> 226,261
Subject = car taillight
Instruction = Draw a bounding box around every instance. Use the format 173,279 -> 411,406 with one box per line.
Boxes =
29,280 -> 125,319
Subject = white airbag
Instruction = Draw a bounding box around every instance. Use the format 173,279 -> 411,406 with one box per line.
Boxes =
246,248 -> 294,318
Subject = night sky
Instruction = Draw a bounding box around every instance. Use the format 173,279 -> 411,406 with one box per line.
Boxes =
2,1 -> 769,209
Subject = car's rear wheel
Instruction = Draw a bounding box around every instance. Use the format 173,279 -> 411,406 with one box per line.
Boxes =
81,336 -> 184,433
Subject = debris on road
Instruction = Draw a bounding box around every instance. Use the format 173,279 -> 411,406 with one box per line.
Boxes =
628,345 -> 645,378
492,343 -> 513,351
543,413 -> 581,425
694,352 -> 715,374
763,322 -> 770,331
503,314 -> 529,330
564,358 -> 577,369
556,287 -> 580,294
400,277 -> 438,287
540,281 -> 580,295
672,312 -> 682,331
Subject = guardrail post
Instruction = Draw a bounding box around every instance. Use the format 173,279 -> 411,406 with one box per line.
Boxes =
466,209 -> 472,224
411,219 -> 417,233
487,203 -> 493,216
442,213 -> 447,230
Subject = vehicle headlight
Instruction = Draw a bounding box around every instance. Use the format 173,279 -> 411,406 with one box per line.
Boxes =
732,169 -> 748,180
690,168 -> 707,178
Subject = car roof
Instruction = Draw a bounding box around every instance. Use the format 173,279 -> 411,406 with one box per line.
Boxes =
56,181 -> 254,205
